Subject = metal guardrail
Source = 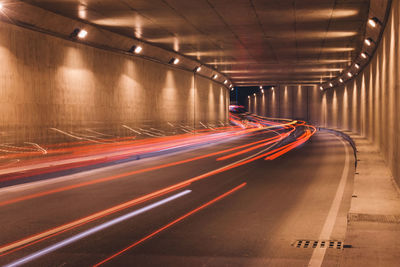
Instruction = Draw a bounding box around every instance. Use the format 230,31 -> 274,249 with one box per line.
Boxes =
318,127 -> 358,169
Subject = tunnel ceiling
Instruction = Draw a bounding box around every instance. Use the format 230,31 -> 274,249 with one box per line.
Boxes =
25,0 -> 370,86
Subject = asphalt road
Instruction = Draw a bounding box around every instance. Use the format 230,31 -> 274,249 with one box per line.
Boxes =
0,130 -> 354,267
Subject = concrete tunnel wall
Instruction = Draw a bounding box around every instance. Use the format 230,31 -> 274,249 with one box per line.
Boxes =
0,21 -> 229,144
248,1 -> 400,185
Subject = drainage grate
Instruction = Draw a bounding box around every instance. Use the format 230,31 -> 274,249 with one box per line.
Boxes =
293,240 -> 343,249
348,213 -> 400,224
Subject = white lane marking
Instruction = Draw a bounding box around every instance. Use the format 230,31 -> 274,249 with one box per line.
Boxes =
308,136 -> 350,267
4,190 -> 191,267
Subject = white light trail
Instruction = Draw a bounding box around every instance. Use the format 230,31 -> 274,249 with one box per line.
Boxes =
4,190 -> 191,267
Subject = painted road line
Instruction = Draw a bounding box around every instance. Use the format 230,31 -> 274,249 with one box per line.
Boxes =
3,190 -> 192,267
308,136 -> 350,267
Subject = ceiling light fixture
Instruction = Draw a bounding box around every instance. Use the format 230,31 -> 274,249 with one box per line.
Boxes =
329,83 -> 333,87
70,28 -> 87,39
339,78 -> 344,83
319,86 -> 324,91
259,86 -> 262,89
194,66 -> 201,72
347,72 -> 353,77
368,17 -> 380,28
169,58 -> 180,65
129,45 -> 142,54
77,29 -> 87,39
224,80 -> 228,84
261,89 -> 264,93
253,93 -> 256,96
355,63 -> 360,69
212,74 -> 218,79
364,38 -> 373,46
361,52 -> 368,59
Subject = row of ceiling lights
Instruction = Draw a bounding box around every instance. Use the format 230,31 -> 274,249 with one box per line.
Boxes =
69,27 -> 232,88
248,17 -> 382,98
247,86 -> 275,98
0,2 -> 233,88
1,4 -> 233,89
319,17 -> 381,91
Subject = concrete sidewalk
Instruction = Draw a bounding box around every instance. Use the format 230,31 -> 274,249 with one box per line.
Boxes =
339,132 -> 400,267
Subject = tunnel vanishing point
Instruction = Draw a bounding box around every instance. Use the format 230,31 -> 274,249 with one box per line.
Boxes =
0,1 -> 399,267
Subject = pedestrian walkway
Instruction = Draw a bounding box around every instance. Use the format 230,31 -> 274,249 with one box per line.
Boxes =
339,132 -> 400,267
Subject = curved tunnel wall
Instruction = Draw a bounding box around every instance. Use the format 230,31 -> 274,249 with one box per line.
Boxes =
322,0 -> 399,184
248,1 -> 400,185
0,21 -> 229,144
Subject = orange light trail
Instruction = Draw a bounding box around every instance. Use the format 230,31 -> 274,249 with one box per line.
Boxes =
93,182 -> 247,267
0,116 -> 316,257
0,129 -> 281,207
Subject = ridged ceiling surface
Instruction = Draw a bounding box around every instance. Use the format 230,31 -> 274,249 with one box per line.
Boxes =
25,0 -> 370,85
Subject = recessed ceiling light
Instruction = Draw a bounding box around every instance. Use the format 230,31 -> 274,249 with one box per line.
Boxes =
361,52 -> 368,59
77,29 -> 87,39
329,83 -> 333,87
355,63 -> 360,69
169,58 -> 180,65
134,46 -> 142,54
364,38 -> 372,46
271,87 -> 274,91
259,86 -> 262,89
261,89 -> 264,93
253,93 -> 256,96
347,72 -> 353,77
212,74 -> 218,79
339,78 -> 344,83
129,45 -> 142,54
194,66 -> 201,72
224,80 -> 228,84
368,17 -> 378,27
319,86 -> 324,91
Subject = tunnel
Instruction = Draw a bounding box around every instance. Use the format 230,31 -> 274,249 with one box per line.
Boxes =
0,0 -> 399,266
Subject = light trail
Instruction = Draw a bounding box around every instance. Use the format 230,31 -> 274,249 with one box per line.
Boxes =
0,182 -> 190,255
216,130 -> 293,161
0,129 -> 277,207
0,113 -> 316,258
93,183 -> 247,267
0,128 -> 255,182
3,190 -> 192,267
0,130 -> 285,255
